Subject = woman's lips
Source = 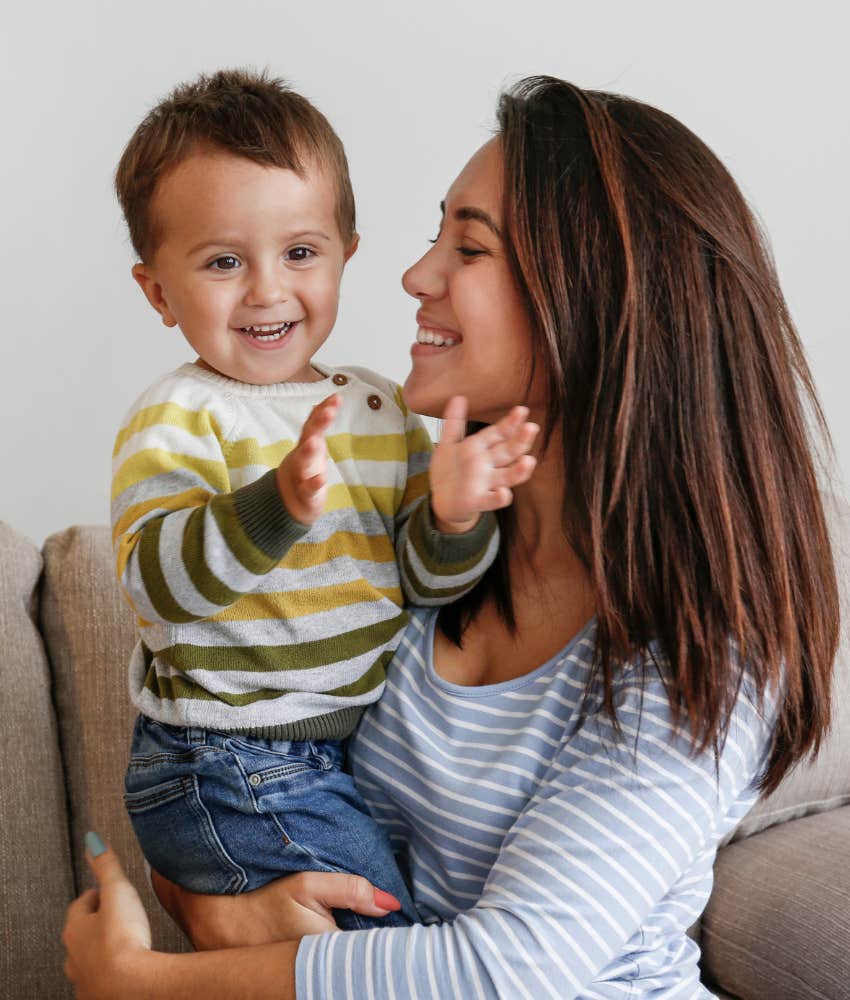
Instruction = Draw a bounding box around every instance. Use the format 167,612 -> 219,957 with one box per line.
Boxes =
411,324 -> 462,357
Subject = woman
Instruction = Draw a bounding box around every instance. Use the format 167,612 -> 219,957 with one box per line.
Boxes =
63,76 -> 839,998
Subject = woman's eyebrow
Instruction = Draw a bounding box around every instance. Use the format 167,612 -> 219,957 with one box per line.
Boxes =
439,200 -> 502,238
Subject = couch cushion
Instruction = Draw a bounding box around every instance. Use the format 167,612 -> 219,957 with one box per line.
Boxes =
731,492 -> 850,842
0,522 -> 74,999
702,805 -> 850,999
40,525 -> 188,954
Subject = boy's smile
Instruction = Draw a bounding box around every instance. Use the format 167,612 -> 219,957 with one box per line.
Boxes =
132,149 -> 358,385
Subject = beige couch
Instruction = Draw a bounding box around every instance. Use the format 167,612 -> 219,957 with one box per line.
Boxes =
2,508 -> 849,999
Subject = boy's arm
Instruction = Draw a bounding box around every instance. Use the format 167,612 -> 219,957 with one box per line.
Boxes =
111,395 -> 334,626
394,393 -> 537,607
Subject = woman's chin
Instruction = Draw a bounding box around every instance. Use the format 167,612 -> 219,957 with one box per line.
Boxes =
401,378 -> 445,419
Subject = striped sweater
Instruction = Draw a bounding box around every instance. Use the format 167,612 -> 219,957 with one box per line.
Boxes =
111,362 -> 498,739
296,608 -> 776,998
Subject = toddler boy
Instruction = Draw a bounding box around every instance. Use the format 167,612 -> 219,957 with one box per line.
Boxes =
112,69 -> 536,937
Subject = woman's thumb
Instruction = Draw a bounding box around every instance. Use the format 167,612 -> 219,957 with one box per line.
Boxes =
85,831 -> 128,889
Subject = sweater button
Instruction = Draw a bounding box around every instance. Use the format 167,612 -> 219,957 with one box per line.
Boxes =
367,394 -> 382,410
332,373 -> 348,386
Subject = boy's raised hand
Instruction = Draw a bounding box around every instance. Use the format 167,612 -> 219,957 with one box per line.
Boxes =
276,394 -> 341,525
429,396 -> 539,533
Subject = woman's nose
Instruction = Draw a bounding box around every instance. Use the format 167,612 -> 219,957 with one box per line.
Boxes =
402,245 -> 444,300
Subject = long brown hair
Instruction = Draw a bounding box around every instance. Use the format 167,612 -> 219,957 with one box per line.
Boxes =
442,76 -> 839,794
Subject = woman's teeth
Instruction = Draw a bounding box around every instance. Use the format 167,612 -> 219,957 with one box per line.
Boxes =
241,322 -> 293,342
416,327 -> 457,347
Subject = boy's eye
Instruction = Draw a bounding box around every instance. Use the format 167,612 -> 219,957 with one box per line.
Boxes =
210,255 -> 240,271
286,246 -> 315,262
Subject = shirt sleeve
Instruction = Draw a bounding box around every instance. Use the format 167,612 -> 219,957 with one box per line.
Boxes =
295,663 -> 775,999
391,389 -> 499,607
111,395 -> 308,625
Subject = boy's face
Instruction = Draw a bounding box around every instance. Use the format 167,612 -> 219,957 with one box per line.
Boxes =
133,149 -> 357,385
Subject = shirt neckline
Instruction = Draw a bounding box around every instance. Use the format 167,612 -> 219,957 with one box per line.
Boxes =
423,609 -> 597,698
176,360 -> 341,398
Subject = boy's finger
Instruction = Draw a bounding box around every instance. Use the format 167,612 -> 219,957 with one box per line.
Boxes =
300,394 -> 340,443
486,424 -> 540,467
439,396 -> 468,446
491,455 -> 537,488
294,437 -> 326,481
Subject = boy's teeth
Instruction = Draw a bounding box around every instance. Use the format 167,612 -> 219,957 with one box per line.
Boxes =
416,327 -> 456,347
242,322 -> 293,341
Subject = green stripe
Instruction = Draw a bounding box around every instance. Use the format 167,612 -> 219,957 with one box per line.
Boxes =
153,611 -> 408,674
407,501 -> 498,576
401,547 -> 477,600
144,649 -> 395,706
182,505 -> 241,607
138,517 -> 197,623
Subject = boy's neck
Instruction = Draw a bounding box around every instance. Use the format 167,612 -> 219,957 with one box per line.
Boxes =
192,358 -> 327,385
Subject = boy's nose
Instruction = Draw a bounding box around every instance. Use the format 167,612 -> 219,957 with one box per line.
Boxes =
244,265 -> 288,307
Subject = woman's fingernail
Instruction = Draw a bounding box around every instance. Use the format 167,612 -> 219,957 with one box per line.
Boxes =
85,831 -> 107,857
373,888 -> 402,911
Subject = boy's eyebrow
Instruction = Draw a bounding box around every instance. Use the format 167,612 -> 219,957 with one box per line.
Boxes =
187,231 -> 333,255
439,200 -> 502,238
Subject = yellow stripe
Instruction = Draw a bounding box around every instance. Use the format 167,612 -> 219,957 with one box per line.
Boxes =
208,581 -> 403,621
113,402 -> 223,456
323,483 -> 402,517
287,531 -> 395,568
224,430 -> 429,471
393,384 -> 409,416
112,487 -> 211,552
112,449 -> 229,499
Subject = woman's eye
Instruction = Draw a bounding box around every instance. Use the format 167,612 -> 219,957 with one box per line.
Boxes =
210,255 -> 240,271
286,246 -> 315,262
457,246 -> 486,258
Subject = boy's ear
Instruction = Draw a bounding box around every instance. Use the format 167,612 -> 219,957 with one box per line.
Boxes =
131,263 -> 178,328
343,234 -> 360,263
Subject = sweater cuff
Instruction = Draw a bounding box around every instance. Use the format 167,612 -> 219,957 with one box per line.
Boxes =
231,469 -> 311,561
409,496 -> 498,571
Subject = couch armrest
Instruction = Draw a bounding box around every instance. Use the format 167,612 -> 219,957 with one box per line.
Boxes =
700,805 -> 850,1000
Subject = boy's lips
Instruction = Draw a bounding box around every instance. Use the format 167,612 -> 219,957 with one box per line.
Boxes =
235,320 -> 300,349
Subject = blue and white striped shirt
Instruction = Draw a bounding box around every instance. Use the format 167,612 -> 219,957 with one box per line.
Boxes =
296,608 -> 775,998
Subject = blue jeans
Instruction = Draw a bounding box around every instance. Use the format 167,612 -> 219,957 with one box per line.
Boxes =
124,715 -> 417,930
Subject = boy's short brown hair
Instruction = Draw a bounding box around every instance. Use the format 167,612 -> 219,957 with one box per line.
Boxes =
115,68 -> 355,261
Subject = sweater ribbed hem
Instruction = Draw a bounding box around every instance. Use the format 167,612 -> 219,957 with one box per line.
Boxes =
223,706 -> 365,741
418,500 -> 498,564
231,469 -> 311,560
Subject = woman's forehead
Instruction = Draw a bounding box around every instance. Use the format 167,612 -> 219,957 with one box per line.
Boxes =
444,138 -> 503,217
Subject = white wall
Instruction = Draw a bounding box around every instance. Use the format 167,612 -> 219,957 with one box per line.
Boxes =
2,0 -> 847,544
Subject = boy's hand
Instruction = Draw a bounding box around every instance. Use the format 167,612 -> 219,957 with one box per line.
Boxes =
276,394 -> 341,525
430,396 -> 539,533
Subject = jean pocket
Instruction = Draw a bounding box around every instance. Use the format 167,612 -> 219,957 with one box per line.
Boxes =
124,774 -> 247,894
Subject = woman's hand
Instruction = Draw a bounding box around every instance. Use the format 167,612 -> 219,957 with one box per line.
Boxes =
152,867 -> 402,951
62,835 -> 154,1000
430,396 -> 539,532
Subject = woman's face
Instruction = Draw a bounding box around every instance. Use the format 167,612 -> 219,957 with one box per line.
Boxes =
402,139 -> 542,424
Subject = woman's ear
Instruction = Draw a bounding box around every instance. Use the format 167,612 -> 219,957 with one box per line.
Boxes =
131,263 -> 178,328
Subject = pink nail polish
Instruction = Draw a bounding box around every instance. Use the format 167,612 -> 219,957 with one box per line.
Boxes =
373,888 -> 402,911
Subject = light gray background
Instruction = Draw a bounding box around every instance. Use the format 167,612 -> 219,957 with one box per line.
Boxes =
2,0 -> 847,545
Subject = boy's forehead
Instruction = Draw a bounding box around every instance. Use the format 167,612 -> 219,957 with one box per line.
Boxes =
150,148 -> 340,244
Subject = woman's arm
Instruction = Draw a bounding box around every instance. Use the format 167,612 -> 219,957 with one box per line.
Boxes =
64,845 -> 394,999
